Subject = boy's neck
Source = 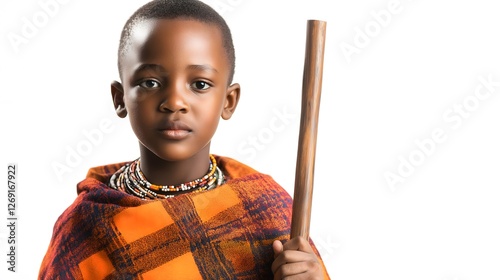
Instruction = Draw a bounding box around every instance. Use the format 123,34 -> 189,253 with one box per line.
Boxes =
138,145 -> 211,186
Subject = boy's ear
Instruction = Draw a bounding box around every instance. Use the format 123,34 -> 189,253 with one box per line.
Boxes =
111,81 -> 127,118
221,83 -> 240,120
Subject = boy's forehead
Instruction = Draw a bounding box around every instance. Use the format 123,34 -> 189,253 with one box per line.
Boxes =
121,18 -> 229,77
126,18 -> 223,57
130,18 -> 218,44
128,19 -> 158,47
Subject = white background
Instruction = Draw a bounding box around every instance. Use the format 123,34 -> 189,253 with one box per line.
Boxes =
1,0 -> 500,279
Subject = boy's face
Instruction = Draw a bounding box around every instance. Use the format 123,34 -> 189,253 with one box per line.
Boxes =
111,19 -> 240,161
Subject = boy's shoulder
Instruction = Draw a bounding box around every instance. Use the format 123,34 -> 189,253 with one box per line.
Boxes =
213,155 -> 260,179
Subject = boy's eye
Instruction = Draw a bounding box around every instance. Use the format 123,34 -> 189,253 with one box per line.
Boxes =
192,81 -> 210,90
139,80 -> 160,89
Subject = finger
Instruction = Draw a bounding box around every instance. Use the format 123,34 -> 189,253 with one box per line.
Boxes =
283,272 -> 315,280
282,236 -> 315,254
276,262 -> 308,277
273,240 -> 283,258
272,250 -> 316,274
275,250 -> 317,265
275,262 -> 322,280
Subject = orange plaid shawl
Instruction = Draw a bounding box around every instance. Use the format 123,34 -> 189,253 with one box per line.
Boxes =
39,156 -> 329,279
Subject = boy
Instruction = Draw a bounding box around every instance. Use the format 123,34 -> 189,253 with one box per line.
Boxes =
39,0 -> 330,279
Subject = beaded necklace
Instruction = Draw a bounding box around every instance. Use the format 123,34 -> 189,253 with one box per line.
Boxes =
109,154 -> 225,199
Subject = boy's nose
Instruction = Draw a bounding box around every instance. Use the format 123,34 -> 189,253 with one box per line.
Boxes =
158,83 -> 189,113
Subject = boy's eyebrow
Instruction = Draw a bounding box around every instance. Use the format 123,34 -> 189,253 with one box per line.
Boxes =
134,63 -> 166,73
132,64 -> 218,74
186,64 -> 218,73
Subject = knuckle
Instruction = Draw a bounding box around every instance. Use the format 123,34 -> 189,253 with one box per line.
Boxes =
297,236 -> 308,245
306,260 -> 315,269
282,250 -> 293,259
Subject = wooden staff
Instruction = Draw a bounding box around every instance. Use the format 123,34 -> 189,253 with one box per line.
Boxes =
290,19 -> 327,240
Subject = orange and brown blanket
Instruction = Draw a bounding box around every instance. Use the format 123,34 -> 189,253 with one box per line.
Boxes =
39,156 -> 330,279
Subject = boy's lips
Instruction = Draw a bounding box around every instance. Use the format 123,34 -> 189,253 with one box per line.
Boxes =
158,121 -> 192,131
158,121 -> 192,140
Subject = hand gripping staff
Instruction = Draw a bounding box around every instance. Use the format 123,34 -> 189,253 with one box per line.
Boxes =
290,20 -> 327,240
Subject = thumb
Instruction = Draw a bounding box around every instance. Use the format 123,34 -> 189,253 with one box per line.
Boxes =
272,240 -> 283,259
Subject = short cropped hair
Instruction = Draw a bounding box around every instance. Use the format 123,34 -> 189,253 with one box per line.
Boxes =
117,0 -> 236,83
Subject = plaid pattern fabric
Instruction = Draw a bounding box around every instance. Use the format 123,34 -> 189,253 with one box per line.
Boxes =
39,156 -> 330,279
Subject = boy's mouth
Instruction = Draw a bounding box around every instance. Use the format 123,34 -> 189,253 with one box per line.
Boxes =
158,121 -> 192,140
